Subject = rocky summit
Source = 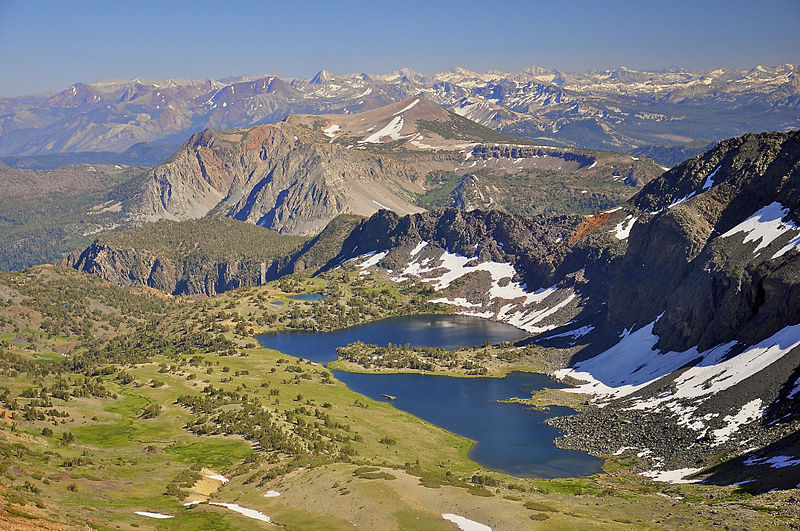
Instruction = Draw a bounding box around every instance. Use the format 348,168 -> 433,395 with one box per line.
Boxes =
119,97 -> 661,235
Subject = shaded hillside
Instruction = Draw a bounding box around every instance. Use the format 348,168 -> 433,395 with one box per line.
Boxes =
63,215 -> 364,295
285,214 -> 366,275
0,163 -> 145,270
64,217 -> 309,295
0,141 -> 179,170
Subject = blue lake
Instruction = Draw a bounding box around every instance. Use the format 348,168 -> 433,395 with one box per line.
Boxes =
289,293 -> 326,301
257,314 -> 603,478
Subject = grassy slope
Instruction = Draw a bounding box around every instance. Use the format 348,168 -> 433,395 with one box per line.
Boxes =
0,266 -> 795,529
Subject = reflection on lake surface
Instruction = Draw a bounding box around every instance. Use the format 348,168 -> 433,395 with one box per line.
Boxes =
257,315 -> 602,477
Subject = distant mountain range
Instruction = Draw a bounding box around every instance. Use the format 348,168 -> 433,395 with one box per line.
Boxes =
0,97 -> 661,270
1,64 -> 798,163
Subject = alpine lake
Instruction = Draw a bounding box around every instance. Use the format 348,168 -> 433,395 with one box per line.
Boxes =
257,314 -> 603,478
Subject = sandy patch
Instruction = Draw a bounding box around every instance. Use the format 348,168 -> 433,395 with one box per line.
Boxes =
186,468 -> 228,500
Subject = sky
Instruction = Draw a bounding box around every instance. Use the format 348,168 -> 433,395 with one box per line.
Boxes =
1,0 -> 799,96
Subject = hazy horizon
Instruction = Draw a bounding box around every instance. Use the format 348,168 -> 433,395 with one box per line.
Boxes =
1,0 -> 799,97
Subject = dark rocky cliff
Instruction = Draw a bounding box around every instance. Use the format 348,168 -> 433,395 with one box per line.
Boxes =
63,241 -> 285,296
326,208 -> 583,291
603,131 -> 800,352
61,215 -> 361,296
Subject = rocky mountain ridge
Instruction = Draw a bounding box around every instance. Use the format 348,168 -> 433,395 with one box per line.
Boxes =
2,64 -> 798,161
121,97 -> 662,235
0,97 -> 662,271
323,131 -> 800,484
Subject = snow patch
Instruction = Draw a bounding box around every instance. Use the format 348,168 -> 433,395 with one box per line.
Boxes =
322,124 -> 340,138
135,511 -> 174,519
641,468 -> 702,484
264,490 -> 281,497
389,245 -> 573,333
557,322 -> 800,404
205,474 -> 229,483
394,98 -> 420,114
613,446 -> 638,455
745,455 -> 800,468
668,191 -> 696,208
701,166 -> 719,190
542,325 -> 595,340
442,513 -> 492,531
787,376 -> 800,400
360,115 -> 405,143
209,502 -> 271,522
409,241 -> 427,256
356,251 -> 388,270
711,399 -> 763,445
611,215 -> 637,240
720,202 -> 800,256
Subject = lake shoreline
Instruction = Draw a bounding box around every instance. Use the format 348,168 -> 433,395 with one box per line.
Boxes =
257,314 -> 604,478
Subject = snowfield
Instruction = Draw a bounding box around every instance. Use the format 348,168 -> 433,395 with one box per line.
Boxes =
641,468 -> 703,484
134,511 -> 174,519
610,215 -> 637,240
362,243 -> 578,333
555,320 -> 800,442
360,115 -> 405,143
711,399 -> 764,445
442,513 -> 492,531
209,502 -> 271,522
720,202 -> 800,258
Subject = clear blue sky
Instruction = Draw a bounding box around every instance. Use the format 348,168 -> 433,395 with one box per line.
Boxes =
1,0 -> 798,96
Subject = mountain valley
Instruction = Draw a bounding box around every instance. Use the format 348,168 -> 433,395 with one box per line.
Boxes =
1,52 -> 800,530
52,130 -> 800,500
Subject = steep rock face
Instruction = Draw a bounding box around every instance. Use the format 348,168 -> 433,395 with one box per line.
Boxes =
64,243 -> 179,293
472,144 -> 594,167
599,131 -> 800,352
61,214 -> 364,296
63,242 -> 283,296
128,122 -> 424,235
120,98 -> 662,237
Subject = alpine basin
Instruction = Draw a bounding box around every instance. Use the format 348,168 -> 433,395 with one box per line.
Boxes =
257,314 -> 602,477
